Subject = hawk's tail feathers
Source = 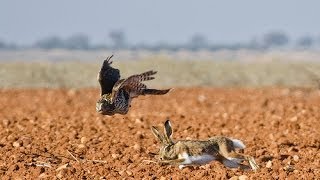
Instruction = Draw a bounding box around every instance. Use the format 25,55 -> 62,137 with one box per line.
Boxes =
142,88 -> 171,95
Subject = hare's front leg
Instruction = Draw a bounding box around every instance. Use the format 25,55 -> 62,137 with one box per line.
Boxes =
223,152 -> 259,170
159,158 -> 185,165
159,158 -> 189,169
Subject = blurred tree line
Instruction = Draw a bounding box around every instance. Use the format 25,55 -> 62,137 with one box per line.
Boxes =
0,31 -> 319,51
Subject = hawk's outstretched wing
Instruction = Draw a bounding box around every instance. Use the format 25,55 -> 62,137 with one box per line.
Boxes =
110,70 -> 157,99
98,55 -> 121,96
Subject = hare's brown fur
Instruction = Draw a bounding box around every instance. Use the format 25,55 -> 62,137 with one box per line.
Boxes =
151,120 -> 259,170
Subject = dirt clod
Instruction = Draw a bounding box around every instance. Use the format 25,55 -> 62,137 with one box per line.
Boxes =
293,155 -> 299,162
238,175 -> 248,180
12,141 -> 20,148
266,161 -> 272,168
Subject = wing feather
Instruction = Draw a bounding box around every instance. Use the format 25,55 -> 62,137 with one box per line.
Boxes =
110,70 -> 157,100
98,55 -> 121,95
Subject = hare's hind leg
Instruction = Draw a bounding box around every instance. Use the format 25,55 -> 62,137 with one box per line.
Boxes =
226,152 -> 259,170
217,143 -> 243,168
221,157 -> 241,168
246,156 -> 259,170
222,158 -> 254,170
215,138 -> 259,170
221,156 -> 253,170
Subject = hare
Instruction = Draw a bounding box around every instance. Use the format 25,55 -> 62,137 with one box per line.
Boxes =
151,120 -> 259,170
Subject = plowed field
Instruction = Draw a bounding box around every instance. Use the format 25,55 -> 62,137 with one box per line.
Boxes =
0,88 -> 319,179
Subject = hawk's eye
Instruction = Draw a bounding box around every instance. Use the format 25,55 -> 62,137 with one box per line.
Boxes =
99,99 -> 107,104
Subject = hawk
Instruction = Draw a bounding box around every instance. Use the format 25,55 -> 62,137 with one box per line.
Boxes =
96,55 -> 171,115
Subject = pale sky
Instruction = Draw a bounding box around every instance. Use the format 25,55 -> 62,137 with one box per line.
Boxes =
1,0 -> 319,45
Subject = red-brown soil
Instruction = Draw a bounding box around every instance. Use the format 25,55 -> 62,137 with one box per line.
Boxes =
0,88 -> 319,179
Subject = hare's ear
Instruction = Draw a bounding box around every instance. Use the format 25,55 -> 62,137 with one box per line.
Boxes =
164,120 -> 174,144
151,126 -> 165,144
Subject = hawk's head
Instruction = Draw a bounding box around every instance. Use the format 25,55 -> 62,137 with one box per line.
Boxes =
96,94 -> 116,115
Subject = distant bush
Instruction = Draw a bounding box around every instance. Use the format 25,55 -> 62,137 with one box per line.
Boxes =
34,34 -> 90,50
263,31 -> 289,48
4,30 -> 320,51
34,36 -> 65,49
64,34 -> 90,50
296,36 -> 314,48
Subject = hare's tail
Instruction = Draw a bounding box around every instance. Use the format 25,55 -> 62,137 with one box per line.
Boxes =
231,139 -> 246,149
